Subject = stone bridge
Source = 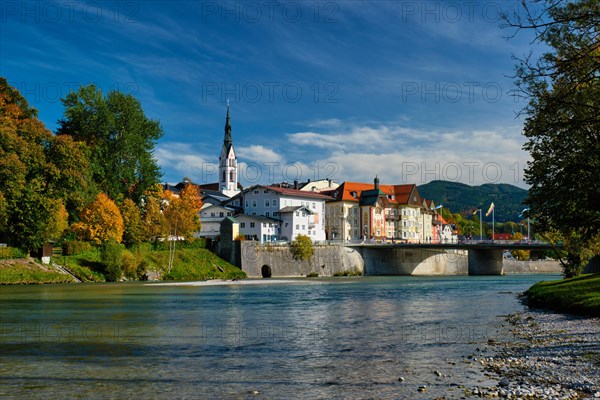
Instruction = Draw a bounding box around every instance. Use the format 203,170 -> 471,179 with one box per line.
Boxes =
346,242 -> 560,275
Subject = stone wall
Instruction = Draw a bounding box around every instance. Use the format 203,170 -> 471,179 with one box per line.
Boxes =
240,242 -> 363,277
503,259 -> 563,274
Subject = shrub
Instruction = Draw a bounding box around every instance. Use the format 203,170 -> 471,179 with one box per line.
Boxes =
101,241 -> 124,282
306,272 -> 319,277
290,234 -> 314,261
0,246 -> 28,260
122,250 -> 143,280
63,240 -> 92,256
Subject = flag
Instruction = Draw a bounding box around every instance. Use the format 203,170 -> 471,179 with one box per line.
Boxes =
435,204 -> 443,209
485,202 -> 495,217
472,209 -> 479,215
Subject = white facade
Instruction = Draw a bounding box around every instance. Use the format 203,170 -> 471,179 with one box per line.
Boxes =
231,185 -> 328,242
197,204 -> 234,238
235,214 -> 280,243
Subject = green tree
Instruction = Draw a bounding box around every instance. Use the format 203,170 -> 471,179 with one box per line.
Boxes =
504,0 -> 600,276
57,84 -> 163,204
290,234 -> 314,261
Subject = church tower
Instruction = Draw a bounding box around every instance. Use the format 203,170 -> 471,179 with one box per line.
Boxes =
219,102 -> 239,197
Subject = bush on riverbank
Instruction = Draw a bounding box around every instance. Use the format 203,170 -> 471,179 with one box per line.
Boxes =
526,274 -> 600,317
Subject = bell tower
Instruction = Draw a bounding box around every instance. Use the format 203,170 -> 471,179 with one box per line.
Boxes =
218,102 -> 239,197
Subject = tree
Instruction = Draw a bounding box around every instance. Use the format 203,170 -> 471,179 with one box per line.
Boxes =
120,198 -> 144,246
162,184 -> 203,241
72,193 -> 124,244
290,234 -> 314,261
57,84 -> 163,204
141,184 -> 166,242
504,0 -> 600,276
0,78 -> 78,251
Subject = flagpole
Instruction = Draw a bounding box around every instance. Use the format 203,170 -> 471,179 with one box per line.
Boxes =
479,209 -> 482,241
492,207 -> 495,242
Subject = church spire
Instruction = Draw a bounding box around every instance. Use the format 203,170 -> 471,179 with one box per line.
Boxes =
224,100 -> 232,147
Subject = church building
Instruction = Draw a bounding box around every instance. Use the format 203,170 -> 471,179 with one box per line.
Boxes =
218,103 -> 240,198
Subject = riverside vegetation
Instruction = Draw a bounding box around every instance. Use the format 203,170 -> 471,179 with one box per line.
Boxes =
0,240 -> 246,284
525,274 -> 600,317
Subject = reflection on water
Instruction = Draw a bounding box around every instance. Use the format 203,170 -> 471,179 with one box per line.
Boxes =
0,275 -> 559,398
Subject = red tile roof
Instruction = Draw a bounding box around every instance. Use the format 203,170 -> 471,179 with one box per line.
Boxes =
328,182 -> 422,205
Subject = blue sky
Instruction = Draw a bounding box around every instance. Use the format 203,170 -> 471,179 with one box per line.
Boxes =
2,0 -> 538,188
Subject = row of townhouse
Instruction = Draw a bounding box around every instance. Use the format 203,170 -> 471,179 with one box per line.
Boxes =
320,177 -> 456,243
192,177 -> 456,244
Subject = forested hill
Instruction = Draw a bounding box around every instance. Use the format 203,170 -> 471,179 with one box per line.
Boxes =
417,180 -> 528,222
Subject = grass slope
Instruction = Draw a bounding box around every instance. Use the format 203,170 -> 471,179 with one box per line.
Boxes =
525,274 -> 600,317
0,258 -> 74,284
59,246 -> 245,282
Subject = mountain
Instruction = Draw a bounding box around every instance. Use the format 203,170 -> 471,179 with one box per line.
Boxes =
417,180 -> 528,222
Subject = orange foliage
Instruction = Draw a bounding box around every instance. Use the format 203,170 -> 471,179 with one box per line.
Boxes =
72,193 -> 124,244
162,184 -> 203,240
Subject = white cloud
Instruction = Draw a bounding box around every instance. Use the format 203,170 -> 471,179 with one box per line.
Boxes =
236,145 -> 284,163
286,123 -> 530,188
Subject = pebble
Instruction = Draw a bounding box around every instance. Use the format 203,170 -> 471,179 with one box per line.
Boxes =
474,310 -> 600,400
397,377 -> 404,382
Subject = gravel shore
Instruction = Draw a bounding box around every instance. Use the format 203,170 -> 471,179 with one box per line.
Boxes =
466,309 -> 600,399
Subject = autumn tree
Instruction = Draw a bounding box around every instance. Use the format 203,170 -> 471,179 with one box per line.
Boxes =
57,84 -> 163,204
141,184 -> 166,242
503,0 -> 600,276
72,193 -> 124,244
120,198 -> 144,246
0,78 -> 83,251
162,184 -> 203,241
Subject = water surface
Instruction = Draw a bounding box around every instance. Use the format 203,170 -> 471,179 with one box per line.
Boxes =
0,275 -> 560,399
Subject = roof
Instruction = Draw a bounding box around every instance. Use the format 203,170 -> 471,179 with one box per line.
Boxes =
328,181 -> 422,205
243,185 -> 333,200
279,205 -> 314,214
234,214 -> 280,224
359,188 -> 387,207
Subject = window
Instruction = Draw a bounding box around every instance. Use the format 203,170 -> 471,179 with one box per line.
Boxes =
273,212 -> 279,217
273,200 -> 277,207
295,211 -> 300,216
250,222 -> 255,228
254,190 -> 259,194
245,201 -> 249,208
252,200 -> 257,207
211,212 -> 215,217
227,212 -> 232,216
219,212 -> 224,217
302,225 -> 305,230
234,200 -> 239,206
240,222 -> 246,228
251,212 -> 256,216
312,202 -> 316,209
285,223 -> 289,227
264,189 -> 268,194
265,212 -> 270,217
296,224 -> 299,230
265,200 -> 270,207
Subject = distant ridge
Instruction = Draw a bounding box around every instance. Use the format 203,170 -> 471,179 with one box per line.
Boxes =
417,180 -> 528,223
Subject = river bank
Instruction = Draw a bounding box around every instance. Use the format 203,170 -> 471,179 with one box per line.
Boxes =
468,310 -> 600,399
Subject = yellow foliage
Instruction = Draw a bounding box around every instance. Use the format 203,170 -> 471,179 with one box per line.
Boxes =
162,184 -> 203,240
72,193 -> 124,244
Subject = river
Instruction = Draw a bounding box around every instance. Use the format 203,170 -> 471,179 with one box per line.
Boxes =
0,275 -> 560,399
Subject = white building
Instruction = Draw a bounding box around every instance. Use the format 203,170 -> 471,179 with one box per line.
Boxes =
235,214 -> 280,242
196,204 -> 235,238
226,185 -> 331,242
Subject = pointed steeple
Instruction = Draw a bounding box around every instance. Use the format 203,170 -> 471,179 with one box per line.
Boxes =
224,100 -> 232,148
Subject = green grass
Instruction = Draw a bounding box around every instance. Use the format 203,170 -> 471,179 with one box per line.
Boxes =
0,259 -> 74,284
59,245 -> 245,282
525,274 -> 600,317
160,248 -> 246,281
